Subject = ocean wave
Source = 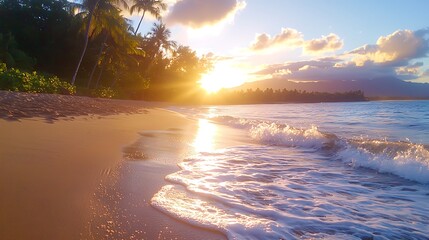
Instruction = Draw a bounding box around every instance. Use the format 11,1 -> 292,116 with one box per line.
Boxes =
338,140 -> 429,183
212,115 -> 429,184
157,104 -> 429,239
151,184 -> 280,240
152,146 -> 429,239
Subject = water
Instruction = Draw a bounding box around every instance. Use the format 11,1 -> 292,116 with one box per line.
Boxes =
152,101 -> 429,239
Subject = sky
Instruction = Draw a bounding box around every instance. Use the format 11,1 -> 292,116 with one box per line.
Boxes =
127,0 -> 429,91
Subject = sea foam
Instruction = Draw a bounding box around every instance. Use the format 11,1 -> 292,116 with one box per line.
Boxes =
152,145 -> 429,239
338,140 -> 429,183
213,115 -> 429,184
155,103 -> 429,239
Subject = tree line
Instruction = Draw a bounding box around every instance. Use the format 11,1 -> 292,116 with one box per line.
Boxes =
0,0 -> 211,100
202,88 -> 367,104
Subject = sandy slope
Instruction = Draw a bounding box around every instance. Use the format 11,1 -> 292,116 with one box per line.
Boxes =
0,91 -> 225,240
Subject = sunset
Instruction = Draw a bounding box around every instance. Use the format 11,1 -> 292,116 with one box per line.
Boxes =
199,62 -> 248,92
1,0 -> 429,239
150,0 -> 429,96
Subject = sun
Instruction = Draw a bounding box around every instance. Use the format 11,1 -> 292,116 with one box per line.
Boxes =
199,63 -> 247,93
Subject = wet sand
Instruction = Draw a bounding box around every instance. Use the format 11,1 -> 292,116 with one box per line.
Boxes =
0,91 -> 225,240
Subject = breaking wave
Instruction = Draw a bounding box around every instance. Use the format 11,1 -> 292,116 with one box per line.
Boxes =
212,116 -> 429,184
155,103 -> 429,239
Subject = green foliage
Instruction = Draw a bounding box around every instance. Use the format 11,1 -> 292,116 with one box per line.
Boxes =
0,65 -> 75,94
0,0 -> 82,78
0,33 -> 35,70
0,62 -> 6,73
0,0 -> 210,101
130,0 -> 167,35
91,87 -> 117,98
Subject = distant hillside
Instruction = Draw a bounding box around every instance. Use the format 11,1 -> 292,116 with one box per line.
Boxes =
234,77 -> 429,98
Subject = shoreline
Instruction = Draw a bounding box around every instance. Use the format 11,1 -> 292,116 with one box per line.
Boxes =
0,91 -> 225,239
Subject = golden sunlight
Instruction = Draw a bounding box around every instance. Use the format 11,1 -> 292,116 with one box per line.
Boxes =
193,119 -> 217,153
187,23 -> 225,37
199,63 -> 248,93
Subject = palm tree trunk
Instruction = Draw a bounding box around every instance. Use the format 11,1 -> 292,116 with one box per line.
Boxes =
71,1 -> 100,85
134,10 -> 146,35
95,58 -> 107,89
87,30 -> 108,88
110,77 -> 117,88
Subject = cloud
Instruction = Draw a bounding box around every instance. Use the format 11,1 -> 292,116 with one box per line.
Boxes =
304,33 -> 343,54
258,57 -> 425,83
254,28 -> 429,83
250,28 -> 304,51
165,0 -> 245,28
204,52 -> 234,61
258,58 -> 397,82
249,28 -> 343,54
396,62 -> 423,76
258,56 -> 427,83
348,29 -> 429,65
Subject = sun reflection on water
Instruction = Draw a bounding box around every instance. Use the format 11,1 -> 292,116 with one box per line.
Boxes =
205,106 -> 218,118
193,119 -> 217,153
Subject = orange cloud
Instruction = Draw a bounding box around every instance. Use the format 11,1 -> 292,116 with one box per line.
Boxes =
255,28 -> 429,84
396,62 -> 423,75
349,29 -> 429,65
249,28 -> 343,54
250,28 -> 303,51
303,33 -> 343,54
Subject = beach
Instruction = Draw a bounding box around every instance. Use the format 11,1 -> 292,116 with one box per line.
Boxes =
2,91 -> 429,239
0,91 -> 225,240
2,0 -> 428,238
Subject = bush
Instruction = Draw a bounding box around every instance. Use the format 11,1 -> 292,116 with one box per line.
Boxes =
91,87 -> 117,98
0,64 -> 75,94
0,62 -> 6,73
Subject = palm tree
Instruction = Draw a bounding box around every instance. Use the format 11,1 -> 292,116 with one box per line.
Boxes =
70,0 -> 128,86
92,18 -> 143,89
94,34 -> 142,89
147,22 -> 176,57
130,0 -> 167,36
133,21 -> 175,93
87,30 -> 108,88
87,5 -> 134,88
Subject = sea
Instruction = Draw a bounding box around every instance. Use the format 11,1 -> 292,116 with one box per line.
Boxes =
152,100 -> 429,240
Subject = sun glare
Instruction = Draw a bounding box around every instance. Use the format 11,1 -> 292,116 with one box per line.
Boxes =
193,119 -> 217,153
187,24 -> 225,38
199,63 -> 247,93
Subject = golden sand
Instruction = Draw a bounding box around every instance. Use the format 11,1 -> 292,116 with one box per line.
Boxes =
0,91 -> 225,239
